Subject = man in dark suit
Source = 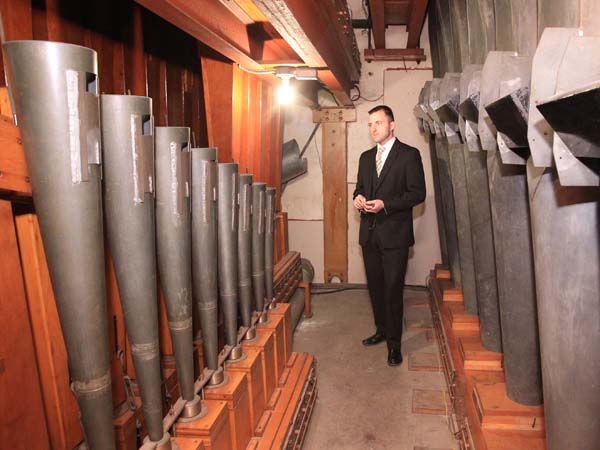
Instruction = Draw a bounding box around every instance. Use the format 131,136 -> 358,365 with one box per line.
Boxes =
353,105 -> 426,366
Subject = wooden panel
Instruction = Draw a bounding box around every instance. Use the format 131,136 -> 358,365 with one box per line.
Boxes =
15,214 -> 83,450
0,114 -> 31,197
0,201 -> 50,450
147,56 -> 168,126
205,371 -> 252,450
364,47 -> 427,61
0,0 -> 33,84
384,0 -> 410,24
274,212 -> 288,263
231,64 -> 245,163
105,249 -> 129,406
123,3 -> 148,96
370,0 -> 386,48
167,63 -> 184,126
406,0 -> 430,48
321,120 -> 347,282
201,55 -> 234,162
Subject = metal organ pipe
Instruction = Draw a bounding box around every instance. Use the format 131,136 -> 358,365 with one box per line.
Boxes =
251,183 -> 267,317
2,40 -> 116,450
217,163 -> 242,359
264,187 -> 277,308
155,127 -> 203,418
238,173 -> 255,339
191,148 -> 223,385
101,94 -> 170,444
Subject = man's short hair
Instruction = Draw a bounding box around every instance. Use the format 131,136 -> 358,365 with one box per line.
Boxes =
368,105 -> 395,122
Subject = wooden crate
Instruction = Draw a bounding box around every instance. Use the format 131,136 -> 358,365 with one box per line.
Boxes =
226,347 -> 266,432
242,329 -> 277,405
113,407 -> 136,450
174,399 -> 232,450
204,371 -> 253,450
257,312 -> 286,382
268,302 -> 293,365
172,437 -> 206,450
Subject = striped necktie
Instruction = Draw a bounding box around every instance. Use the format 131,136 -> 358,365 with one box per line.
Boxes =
376,145 -> 384,177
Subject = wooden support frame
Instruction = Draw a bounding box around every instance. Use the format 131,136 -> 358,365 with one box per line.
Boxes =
364,47 -> 427,62
313,107 -> 356,283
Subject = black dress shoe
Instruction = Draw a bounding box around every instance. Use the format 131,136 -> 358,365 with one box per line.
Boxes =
388,348 -> 403,366
362,333 -> 385,346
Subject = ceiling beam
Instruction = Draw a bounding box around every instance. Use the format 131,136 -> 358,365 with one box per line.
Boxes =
406,0 -> 430,48
369,0 -> 386,48
251,0 -> 359,106
135,0 -> 301,70
384,0 -> 410,25
364,47 -> 426,62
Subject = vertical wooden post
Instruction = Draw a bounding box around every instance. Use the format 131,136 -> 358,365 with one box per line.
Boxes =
312,107 -> 356,283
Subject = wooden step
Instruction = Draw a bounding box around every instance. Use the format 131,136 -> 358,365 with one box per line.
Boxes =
459,337 -> 503,371
473,382 -> 545,434
174,399 -> 232,450
447,303 -> 480,332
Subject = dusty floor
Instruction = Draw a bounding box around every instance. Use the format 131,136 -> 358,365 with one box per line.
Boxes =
293,287 -> 457,450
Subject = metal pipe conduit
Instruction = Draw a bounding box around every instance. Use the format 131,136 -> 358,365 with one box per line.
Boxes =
251,183 -> 267,315
238,173 -> 255,339
2,40 -> 116,450
155,127 -> 203,419
217,162 -> 243,359
190,148 -> 223,384
101,94 -> 167,442
264,187 -> 277,308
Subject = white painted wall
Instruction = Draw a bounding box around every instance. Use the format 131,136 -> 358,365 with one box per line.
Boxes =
282,4 -> 440,285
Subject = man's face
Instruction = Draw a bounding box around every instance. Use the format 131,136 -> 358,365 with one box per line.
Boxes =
368,110 -> 395,145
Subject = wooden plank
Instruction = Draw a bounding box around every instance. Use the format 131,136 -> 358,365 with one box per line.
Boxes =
364,47 -> 427,61
459,337 -> 503,372
0,115 -> 31,197
369,0 -> 386,48
205,371 -> 252,450
384,0 -> 411,24
147,55 -> 168,126
313,106 -> 356,283
135,0 -> 300,71
123,3 -> 148,97
406,0 -> 430,48
0,201 -> 50,449
167,63 -> 184,126
274,212 -> 288,263
473,382 -> 545,433
448,302 -> 480,332
231,65 -> 245,165
14,214 -> 83,450
201,55 -> 234,163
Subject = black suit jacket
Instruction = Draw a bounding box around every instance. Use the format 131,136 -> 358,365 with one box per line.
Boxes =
353,138 -> 426,248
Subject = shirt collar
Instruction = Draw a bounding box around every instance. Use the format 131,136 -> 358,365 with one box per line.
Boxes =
378,136 -> 396,153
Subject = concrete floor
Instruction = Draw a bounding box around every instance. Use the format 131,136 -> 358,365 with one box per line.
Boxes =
293,288 -> 457,450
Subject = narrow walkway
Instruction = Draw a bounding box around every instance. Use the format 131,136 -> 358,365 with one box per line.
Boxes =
293,287 -> 457,450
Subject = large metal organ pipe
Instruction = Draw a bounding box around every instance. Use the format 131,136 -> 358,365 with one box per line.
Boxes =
190,148 -> 223,385
217,162 -> 243,359
2,40 -> 116,450
238,173 -> 256,339
101,94 -> 169,444
264,187 -> 277,308
155,127 -> 203,418
251,183 -> 267,316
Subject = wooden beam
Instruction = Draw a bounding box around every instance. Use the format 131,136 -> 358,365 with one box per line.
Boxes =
201,55 -> 234,163
369,0 -> 386,48
313,107 -> 356,283
364,47 -> 427,61
252,0 -> 359,103
135,0 -> 301,71
384,0 -> 411,25
406,0 -> 430,48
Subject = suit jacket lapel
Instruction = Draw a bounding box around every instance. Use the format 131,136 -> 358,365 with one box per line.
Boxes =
366,147 -> 376,198
375,140 -> 400,193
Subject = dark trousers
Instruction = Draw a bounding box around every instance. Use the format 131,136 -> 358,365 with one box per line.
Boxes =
362,228 -> 409,351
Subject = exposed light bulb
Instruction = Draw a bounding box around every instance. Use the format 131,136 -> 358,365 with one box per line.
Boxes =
278,77 -> 294,104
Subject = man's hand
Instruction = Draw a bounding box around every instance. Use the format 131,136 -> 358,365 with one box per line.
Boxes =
364,199 -> 385,214
353,194 -> 367,211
